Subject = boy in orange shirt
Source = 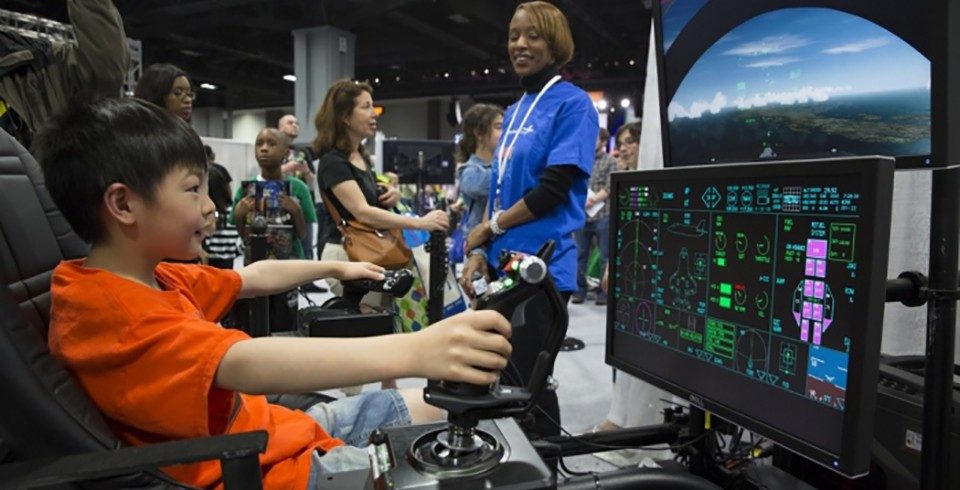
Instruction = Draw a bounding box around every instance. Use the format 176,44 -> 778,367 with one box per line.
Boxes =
35,98 -> 512,489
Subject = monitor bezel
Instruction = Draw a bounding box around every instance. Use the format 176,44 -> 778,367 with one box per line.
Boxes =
380,138 -> 457,185
651,0 -> 936,169
605,156 -> 894,477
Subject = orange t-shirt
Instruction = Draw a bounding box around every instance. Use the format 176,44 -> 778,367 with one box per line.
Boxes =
48,260 -> 344,489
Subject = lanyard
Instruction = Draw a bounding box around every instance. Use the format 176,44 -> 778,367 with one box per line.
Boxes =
494,74 -> 562,211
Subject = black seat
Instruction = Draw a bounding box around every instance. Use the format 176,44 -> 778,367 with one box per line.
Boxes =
0,129 -> 265,489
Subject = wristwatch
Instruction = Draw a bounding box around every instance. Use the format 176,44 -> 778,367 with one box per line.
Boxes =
489,210 -> 507,235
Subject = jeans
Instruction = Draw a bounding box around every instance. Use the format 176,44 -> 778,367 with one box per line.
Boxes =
305,390 -> 412,486
575,217 -> 610,298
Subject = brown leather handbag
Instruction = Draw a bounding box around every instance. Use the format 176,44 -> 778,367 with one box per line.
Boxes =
322,191 -> 412,270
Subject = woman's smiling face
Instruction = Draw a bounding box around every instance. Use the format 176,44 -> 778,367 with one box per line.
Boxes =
508,8 -> 556,78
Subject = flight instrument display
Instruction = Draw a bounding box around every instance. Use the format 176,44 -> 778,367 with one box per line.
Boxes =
607,157 -> 893,475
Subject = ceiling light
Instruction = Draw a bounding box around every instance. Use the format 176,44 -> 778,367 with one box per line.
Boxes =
629,59 -> 636,66
444,72 -> 450,78
200,83 -> 217,90
283,74 -> 296,82
374,77 -> 380,84
620,98 -> 631,108
597,99 -> 609,111
484,68 -> 490,75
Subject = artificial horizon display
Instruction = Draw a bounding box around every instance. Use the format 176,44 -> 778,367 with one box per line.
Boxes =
657,1 -> 931,166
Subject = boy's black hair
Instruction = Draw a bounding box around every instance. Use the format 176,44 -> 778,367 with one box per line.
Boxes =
35,97 -> 207,244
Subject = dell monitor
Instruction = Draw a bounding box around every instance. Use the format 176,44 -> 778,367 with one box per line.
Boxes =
654,0 -> 933,168
606,156 -> 894,477
381,138 -> 457,185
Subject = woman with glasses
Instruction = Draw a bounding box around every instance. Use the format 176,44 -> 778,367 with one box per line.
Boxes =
133,63 -> 194,122
461,1 -> 599,438
614,121 -> 641,170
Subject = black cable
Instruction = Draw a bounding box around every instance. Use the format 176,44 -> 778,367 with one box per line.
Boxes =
557,455 -> 596,477
533,405 -> 709,453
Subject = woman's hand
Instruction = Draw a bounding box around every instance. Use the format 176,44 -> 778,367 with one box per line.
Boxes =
333,261 -> 386,281
378,185 -> 401,208
417,209 -> 449,231
410,310 -> 512,385
465,222 -> 493,251
459,253 -> 489,299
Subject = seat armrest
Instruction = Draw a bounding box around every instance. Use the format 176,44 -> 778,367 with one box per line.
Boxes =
0,430 -> 268,490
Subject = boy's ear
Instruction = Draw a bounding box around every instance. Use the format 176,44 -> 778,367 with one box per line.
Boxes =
102,183 -> 138,226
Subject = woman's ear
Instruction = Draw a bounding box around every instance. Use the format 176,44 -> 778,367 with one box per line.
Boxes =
102,182 -> 138,226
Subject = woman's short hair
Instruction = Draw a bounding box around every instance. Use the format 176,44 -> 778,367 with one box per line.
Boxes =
515,1 -> 575,66
313,78 -> 374,156
456,103 -> 503,163
133,63 -> 188,108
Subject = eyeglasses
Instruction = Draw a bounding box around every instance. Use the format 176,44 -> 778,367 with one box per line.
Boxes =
170,88 -> 196,100
616,137 -> 637,149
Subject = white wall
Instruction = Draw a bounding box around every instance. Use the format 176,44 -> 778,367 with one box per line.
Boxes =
231,110 -> 269,145
201,137 -> 258,184
191,107 -> 231,139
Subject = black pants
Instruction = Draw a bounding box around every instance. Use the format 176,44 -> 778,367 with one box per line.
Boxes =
500,289 -> 571,439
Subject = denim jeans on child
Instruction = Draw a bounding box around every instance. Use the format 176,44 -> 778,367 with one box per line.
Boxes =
305,389 -> 411,486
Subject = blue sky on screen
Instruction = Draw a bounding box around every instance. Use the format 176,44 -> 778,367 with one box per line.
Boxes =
665,6 -> 930,121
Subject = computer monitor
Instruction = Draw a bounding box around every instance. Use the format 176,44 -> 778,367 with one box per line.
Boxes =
381,139 -> 457,185
654,0 -> 933,168
606,156 -> 894,477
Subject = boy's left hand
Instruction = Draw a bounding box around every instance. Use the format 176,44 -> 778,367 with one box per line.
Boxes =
334,261 -> 386,281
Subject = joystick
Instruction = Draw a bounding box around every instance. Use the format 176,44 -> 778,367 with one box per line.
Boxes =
393,240 -> 568,483
341,268 -> 414,297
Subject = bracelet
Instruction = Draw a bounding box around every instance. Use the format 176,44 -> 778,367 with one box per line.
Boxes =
469,248 -> 488,262
489,210 -> 506,235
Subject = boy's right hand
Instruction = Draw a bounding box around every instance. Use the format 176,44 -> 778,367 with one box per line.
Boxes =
413,310 -> 512,385
234,196 -> 254,219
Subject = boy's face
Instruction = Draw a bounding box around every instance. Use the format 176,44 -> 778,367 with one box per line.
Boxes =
255,129 -> 288,170
136,166 -> 214,261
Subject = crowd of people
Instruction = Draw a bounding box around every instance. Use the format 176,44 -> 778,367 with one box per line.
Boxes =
2,1 -> 647,488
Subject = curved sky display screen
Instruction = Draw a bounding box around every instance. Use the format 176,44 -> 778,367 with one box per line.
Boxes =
655,1 -> 932,167
606,157 -> 894,477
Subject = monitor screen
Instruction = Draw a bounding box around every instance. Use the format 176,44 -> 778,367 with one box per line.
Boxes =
381,139 -> 456,185
654,0 -> 932,167
606,156 -> 894,476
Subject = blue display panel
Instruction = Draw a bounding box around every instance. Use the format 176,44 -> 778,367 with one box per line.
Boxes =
655,1 -> 932,167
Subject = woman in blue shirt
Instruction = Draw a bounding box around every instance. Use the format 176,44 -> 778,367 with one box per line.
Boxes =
461,1 -> 599,438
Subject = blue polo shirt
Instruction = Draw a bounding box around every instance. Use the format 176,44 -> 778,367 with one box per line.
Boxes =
487,81 -> 599,292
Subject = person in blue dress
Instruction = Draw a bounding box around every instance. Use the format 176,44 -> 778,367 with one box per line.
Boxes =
461,0 -> 599,438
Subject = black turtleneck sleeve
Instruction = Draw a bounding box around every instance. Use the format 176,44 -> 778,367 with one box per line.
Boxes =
522,164 -> 583,217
